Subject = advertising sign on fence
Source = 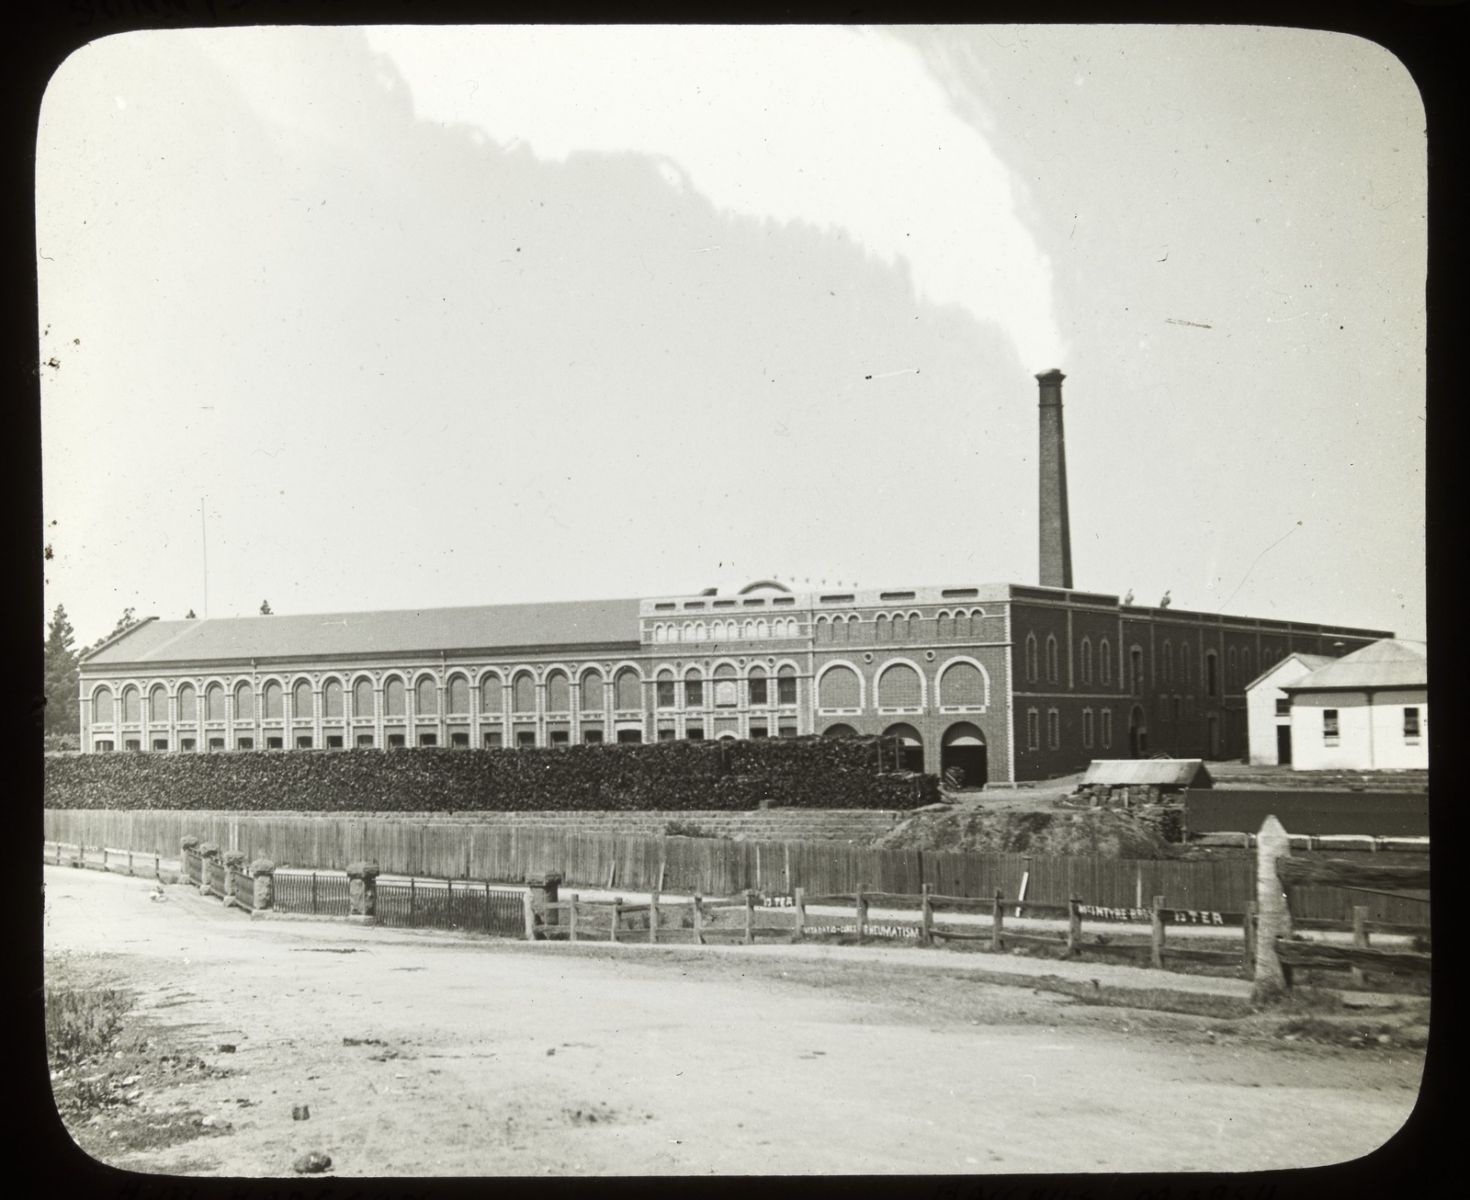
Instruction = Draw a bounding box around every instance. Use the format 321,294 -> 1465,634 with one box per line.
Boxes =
804,922 -> 920,940
1078,904 -> 1239,927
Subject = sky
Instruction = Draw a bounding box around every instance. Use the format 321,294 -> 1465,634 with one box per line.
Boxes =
36,25 -> 1425,647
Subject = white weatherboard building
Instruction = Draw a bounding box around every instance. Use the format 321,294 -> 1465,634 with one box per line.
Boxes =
1244,652 -> 1333,765
1279,639 -> 1428,771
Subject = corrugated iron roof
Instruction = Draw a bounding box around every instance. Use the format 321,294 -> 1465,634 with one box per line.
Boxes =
81,598 -> 644,667
1284,638 -> 1427,692
1081,759 -> 1212,787
1243,652 -> 1334,692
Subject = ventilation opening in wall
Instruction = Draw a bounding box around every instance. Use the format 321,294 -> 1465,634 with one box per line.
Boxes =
942,588 -> 979,599
819,594 -> 855,603
880,591 -> 916,601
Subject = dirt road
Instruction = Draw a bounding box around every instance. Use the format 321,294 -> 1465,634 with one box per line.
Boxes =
43,866 -> 1424,1177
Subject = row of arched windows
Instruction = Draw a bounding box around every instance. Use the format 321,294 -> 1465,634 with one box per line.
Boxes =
651,617 -> 800,643
814,608 -> 988,644
89,661 -> 813,725
815,658 -> 990,713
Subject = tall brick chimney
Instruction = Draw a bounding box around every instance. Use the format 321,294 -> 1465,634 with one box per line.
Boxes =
1036,368 -> 1073,589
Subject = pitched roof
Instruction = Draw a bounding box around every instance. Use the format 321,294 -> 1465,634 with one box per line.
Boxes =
81,598 -> 644,667
1243,652 -> 1334,692
1081,758 -> 1212,787
1284,638 -> 1428,692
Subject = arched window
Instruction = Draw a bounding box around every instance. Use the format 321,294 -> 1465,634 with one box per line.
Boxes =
234,681 -> 254,721
815,616 -> 831,644
1045,635 -> 1059,682
877,662 -> 923,709
579,671 -> 602,713
955,610 -> 974,639
546,671 -> 570,712
1129,647 -> 1145,695
446,675 -> 470,715
777,664 -> 797,706
1100,639 -> 1113,686
92,686 -> 114,723
748,666 -> 768,706
262,680 -> 283,719
936,611 -> 953,640
818,664 -> 861,710
889,614 -> 906,640
683,668 -> 704,708
121,686 -> 140,722
1182,644 -> 1192,686
656,669 -> 676,709
832,616 -> 850,644
323,679 -> 344,718
1080,638 -> 1094,685
1205,651 -> 1219,698
513,673 -> 536,714
293,679 -> 314,718
480,674 -> 503,714
205,682 -> 225,721
149,684 -> 168,723
1024,634 -> 1039,682
1227,647 -> 1238,687
755,618 -> 769,639
353,678 -> 374,719
939,660 -> 987,708
693,621 -> 707,642
614,668 -> 642,710
1162,641 -> 1174,684
874,613 -> 890,642
177,683 -> 197,722
416,676 -> 438,716
384,677 -> 406,717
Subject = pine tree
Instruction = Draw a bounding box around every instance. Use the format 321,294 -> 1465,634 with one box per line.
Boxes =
91,607 -> 139,650
43,604 -> 80,736
186,609 -> 197,619
259,599 -> 273,615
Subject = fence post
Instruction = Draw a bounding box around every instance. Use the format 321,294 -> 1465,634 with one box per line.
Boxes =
1066,896 -> 1081,955
1351,905 -> 1371,988
408,877 -> 415,925
991,890 -> 1004,951
525,873 -> 562,940
611,897 -> 622,943
920,884 -> 933,947
794,887 -> 806,939
1243,902 -> 1257,973
250,859 -> 275,913
855,885 -> 867,939
346,861 -> 380,921
569,894 -> 579,942
1150,896 -> 1166,969
692,895 -> 704,945
744,890 -> 755,944
127,850 -> 134,877
650,892 -> 660,945
1251,815 -> 1293,1000
522,890 -> 536,941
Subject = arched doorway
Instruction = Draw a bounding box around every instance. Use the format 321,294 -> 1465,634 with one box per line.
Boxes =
1128,705 -> 1148,758
881,723 -> 925,773
940,722 -> 988,788
822,723 -> 858,738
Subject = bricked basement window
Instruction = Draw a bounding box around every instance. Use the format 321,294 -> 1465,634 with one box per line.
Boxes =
616,729 -> 643,744
1403,707 -> 1421,740
124,739 -> 141,752
266,737 -> 283,749
583,729 -> 603,744
356,734 -> 375,748
387,733 -> 405,748
1323,709 -> 1339,744
94,740 -> 114,752
550,730 -> 570,747
779,725 -> 798,738
450,732 -> 469,748
658,728 -> 676,741
152,739 -> 169,751
296,735 -> 313,749
686,726 -> 704,740
236,738 -> 254,750
483,731 -> 503,748
516,731 -> 535,748
181,738 -> 197,751
326,735 -> 343,749
750,726 -> 768,738
209,738 -> 225,752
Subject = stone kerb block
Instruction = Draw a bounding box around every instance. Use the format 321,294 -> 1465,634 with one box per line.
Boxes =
346,861 -> 380,918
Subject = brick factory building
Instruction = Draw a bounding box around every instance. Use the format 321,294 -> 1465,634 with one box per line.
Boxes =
75,372 -> 1391,783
